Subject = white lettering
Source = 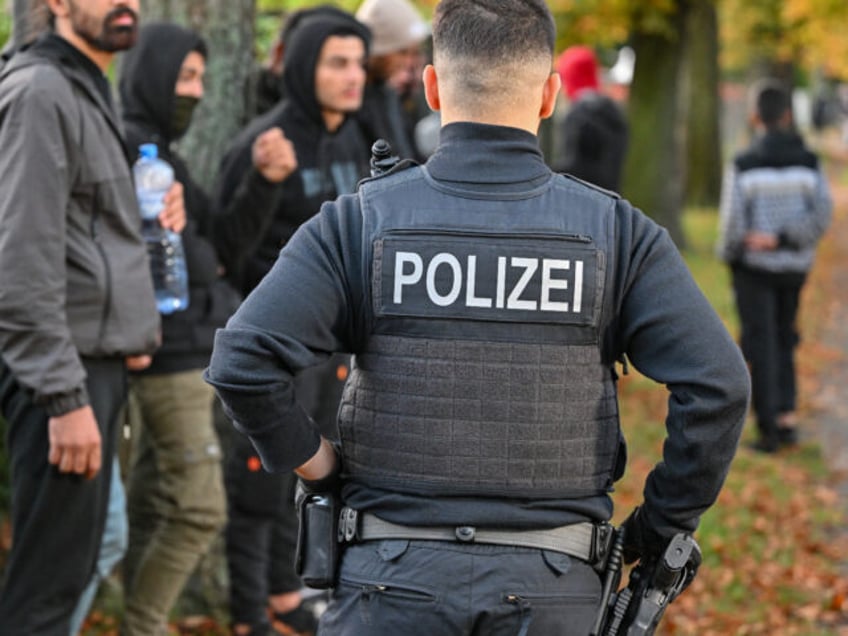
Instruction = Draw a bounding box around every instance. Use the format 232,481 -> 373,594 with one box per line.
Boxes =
393,252 -> 423,303
426,253 -> 462,306
465,255 -> 493,308
541,259 -> 571,312
508,257 -> 538,311
391,250 -> 587,314
496,256 -> 507,308
573,260 -> 584,313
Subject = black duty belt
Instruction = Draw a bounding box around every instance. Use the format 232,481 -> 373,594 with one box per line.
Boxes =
337,507 -> 613,567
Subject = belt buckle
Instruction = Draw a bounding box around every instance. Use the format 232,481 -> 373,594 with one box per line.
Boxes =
338,507 -> 359,543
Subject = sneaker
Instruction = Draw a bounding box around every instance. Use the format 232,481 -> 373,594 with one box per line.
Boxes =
748,437 -> 780,454
777,425 -> 799,446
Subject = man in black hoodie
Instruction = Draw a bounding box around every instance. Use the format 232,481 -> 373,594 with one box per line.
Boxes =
213,11 -> 371,636
118,22 -> 289,635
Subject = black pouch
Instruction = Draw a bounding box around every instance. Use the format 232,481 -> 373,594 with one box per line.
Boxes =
295,491 -> 341,589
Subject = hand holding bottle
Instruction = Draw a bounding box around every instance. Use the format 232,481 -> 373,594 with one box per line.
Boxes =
159,181 -> 186,233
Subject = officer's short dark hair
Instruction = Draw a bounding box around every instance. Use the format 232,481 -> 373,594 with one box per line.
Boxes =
433,0 -> 555,64
432,0 -> 555,112
756,82 -> 792,127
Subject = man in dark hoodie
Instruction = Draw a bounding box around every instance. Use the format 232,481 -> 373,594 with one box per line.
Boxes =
553,45 -> 629,192
214,10 -> 371,636
118,22 -> 290,634
717,82 -> 831,453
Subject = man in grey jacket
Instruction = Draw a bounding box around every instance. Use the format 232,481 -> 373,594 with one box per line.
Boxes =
0,1 -> 177,632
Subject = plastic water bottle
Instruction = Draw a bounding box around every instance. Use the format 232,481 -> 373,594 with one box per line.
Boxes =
133,143 -> 189,314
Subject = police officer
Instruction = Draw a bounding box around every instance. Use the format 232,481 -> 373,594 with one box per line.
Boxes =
205,1 -> 750,634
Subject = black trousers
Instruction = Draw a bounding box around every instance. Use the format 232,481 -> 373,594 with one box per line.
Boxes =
731,266 -> 806,440
224,431 -> 301,626
221,355 -> 346,626
0,357 -> 126,635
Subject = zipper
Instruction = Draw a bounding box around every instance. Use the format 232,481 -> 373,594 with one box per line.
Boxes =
90,201 -> 112,344
382,228 -> 594,243
504,594 -> 533,636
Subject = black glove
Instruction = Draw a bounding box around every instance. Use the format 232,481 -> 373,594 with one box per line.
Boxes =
621,506 -> 671,565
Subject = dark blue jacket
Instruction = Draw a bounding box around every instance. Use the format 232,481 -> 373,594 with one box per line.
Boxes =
206,123 -> 750,538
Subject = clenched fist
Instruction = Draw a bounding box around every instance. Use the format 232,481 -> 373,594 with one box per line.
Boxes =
252,127 -> 297,183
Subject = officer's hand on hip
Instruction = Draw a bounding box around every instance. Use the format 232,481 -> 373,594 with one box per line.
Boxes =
621,506 -> 670,565
48,406 -> 102,480
295,437 -> 339,483
253,127 -> 298,184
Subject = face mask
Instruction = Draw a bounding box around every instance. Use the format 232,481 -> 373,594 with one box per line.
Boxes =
171,95 -> 200,139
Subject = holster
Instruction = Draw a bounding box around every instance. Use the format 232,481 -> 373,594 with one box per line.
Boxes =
294,489 -> 342,589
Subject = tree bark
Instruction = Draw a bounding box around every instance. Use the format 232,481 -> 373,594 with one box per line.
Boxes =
5,0 -> 49,52
622,2 -> 690,247
683,0 -> 722,208
138,0 -> 256,189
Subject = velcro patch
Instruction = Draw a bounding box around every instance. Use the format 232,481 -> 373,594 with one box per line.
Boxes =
374,233 -> 601,325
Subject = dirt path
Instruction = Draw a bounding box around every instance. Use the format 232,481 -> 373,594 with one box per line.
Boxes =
801,147 -> 848,572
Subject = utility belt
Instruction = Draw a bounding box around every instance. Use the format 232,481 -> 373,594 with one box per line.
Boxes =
295,491 -> 614,589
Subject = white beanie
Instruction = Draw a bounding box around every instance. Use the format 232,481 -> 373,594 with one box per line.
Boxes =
356,0 -> 430,56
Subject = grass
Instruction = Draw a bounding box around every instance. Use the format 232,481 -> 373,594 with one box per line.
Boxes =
609,204 -> 848,634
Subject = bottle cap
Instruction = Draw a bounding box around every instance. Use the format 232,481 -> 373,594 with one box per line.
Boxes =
139,143 -> 158,159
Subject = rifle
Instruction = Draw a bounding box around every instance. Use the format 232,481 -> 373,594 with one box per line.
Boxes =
591,530 -> 701,636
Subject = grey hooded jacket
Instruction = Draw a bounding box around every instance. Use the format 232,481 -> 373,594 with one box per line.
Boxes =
0,34 -> 160,416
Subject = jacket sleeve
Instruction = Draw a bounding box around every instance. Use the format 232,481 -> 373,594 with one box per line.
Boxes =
614,203 -> 750,538
204,197 -> 362,472
0,68 -> 89,414
715,163 -> 747,263
208,136 -> 282,278
779,168 -> 832,249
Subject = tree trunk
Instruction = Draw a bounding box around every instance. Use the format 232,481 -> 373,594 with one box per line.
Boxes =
138,0 -> 256,189
683,0 -> 722,208
5,0 -> 49,52
622,2 -> 690,247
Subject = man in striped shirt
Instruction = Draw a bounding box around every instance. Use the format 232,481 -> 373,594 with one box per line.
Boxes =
717,81 -> 832,453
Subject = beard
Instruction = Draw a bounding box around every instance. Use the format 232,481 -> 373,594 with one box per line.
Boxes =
68,3 -> 139,52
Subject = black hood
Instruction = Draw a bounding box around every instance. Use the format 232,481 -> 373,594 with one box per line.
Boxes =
738,128 -> 818,171
119,22 -> 206,143
282,11 -> 370,128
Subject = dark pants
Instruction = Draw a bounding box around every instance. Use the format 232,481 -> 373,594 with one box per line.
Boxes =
731,266 -> 805,441
222,355 -> 346,627
319,540 -> 602,636
0,357 -> 126,635
225,431 -> 301,626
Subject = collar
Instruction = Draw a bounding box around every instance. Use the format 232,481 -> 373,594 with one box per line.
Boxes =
425,122 -> 551,185
38,33 -> 113,108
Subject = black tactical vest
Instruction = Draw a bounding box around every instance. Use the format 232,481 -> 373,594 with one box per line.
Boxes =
338,166 -> 621,499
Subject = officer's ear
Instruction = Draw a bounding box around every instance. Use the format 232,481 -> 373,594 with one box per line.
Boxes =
423,64 -> 441,112
539,71 -> 560,120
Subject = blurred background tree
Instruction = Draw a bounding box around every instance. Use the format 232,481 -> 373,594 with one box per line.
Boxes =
138,0 -> 256,188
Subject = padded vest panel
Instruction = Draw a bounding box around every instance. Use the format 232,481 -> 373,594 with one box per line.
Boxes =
338,334 -> 620,498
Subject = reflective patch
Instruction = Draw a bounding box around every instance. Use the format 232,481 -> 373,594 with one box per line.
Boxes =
374,233 -> 600,325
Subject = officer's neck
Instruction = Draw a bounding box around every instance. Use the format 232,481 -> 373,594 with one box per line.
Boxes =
439,109 -> 542,136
